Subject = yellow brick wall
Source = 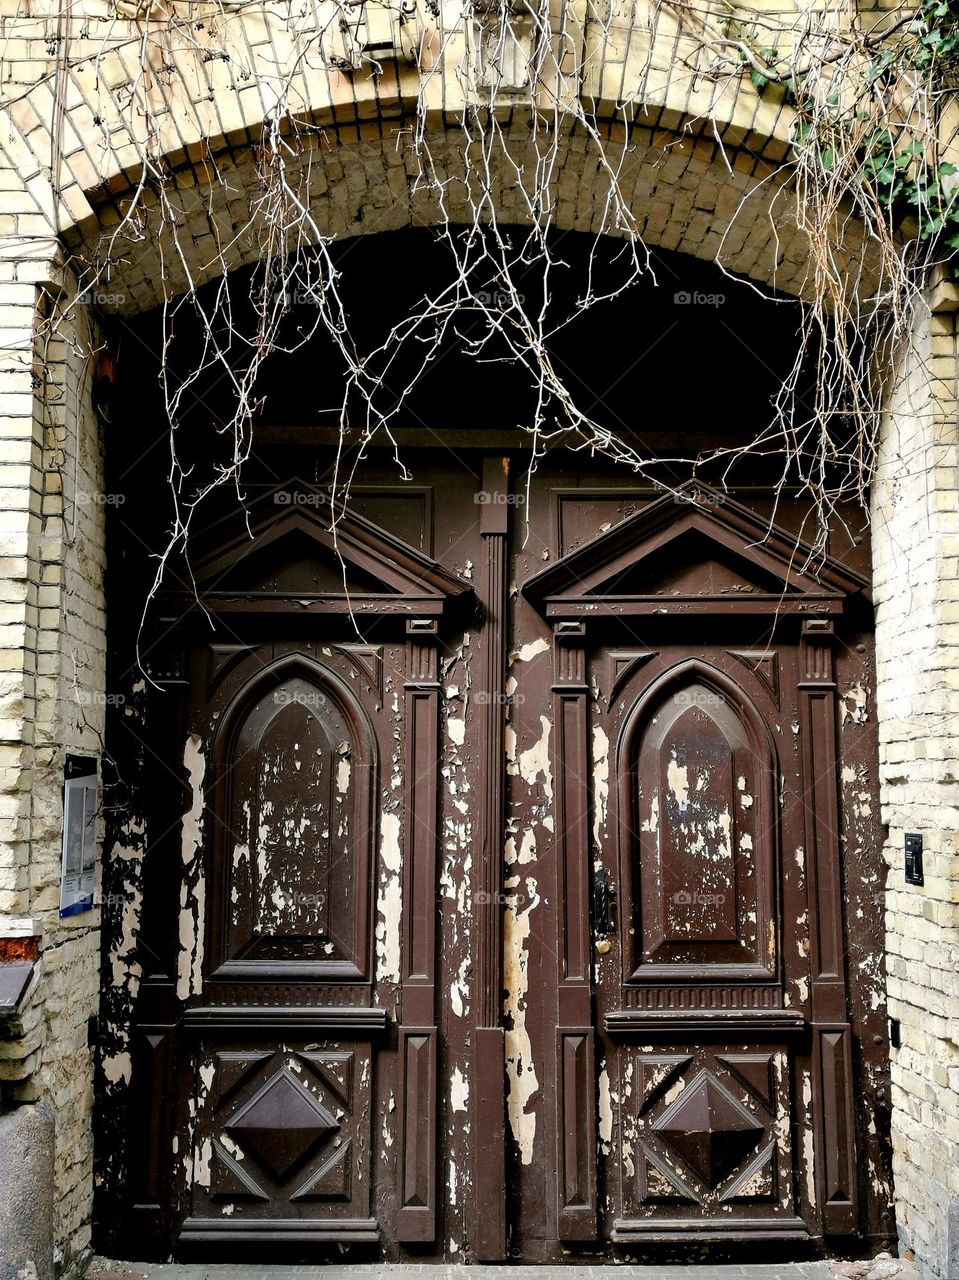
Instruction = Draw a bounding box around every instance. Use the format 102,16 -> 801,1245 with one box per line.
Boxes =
0,0 -> 957,1273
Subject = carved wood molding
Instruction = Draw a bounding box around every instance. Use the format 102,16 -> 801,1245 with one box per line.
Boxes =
523,481 -> 869,622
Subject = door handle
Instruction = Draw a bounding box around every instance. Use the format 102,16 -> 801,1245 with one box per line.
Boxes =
593,867 -> 614,954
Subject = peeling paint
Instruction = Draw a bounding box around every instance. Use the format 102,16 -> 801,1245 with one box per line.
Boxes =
375,811 -> 402,982
177,735 -> 206,1002
451,1065 -> 469,1113
514,636 -> 549,663
513,715 -> 553,802
598,1063 -> 613,1153
504,874 -> 541,1165
841,682 -> 869,725
803,1072 -> 816,1208
592,726 -> 610,850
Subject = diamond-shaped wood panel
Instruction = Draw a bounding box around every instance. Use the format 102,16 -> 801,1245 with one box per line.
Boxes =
652,1069 -> 764,1188
225,1067 -> 339,1180
190,1041 -> 374,1231
619,1045 -> 792,1225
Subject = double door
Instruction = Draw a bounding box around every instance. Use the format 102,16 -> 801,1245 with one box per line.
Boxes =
113,462 -> 891,1260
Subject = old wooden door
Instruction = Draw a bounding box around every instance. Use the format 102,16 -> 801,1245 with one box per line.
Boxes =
120,483 -> 472,1254
111,467 -> 890,1260
520,482 -> 883,1250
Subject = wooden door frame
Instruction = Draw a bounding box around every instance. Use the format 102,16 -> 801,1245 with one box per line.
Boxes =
523,480 -> 869,1245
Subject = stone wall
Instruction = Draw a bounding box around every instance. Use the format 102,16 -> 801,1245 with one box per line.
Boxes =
872,292 -> 959,1280
0,0 -> 957,1271
0,243 -> 107,1266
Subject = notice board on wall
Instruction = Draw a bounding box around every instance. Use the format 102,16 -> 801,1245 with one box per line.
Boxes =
59,754 -> 98,918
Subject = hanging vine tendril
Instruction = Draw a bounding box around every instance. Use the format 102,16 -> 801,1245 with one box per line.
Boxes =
36,0 -> 959,650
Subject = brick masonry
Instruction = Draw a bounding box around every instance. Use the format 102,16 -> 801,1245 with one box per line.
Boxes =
872,301 -> 959,1280
0,0 -> 957,1275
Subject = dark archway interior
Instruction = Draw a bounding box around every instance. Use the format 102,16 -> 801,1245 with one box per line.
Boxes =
104,226 -> 830,622
107,226 -> 809,474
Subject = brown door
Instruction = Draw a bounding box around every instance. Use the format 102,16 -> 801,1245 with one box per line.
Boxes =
521,482 -> 881,1250
112,467 -> 890,1260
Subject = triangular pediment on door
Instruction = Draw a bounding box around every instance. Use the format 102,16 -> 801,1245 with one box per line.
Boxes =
172,479 -> 472,620
523,482 -> 868,619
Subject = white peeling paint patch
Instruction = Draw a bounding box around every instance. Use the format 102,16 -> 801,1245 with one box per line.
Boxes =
450,956 -> 470,1018
194,1137 -> 213,1188
101,1052 -> 132,1086
641,793 -> 659,834
515,716 -> 553,801
803,1073 -> 816,1208
514,636 -> 549,664
516,828 -> 537,865
177,735 -> 207,1002
504,875 -> 541,1165
375,812 -> 402,983
667,754 -> 689,810
220,1134 -> 243,1159
448,717 -> 466,747
111,866 -> 144,997
598,1065 -> 613,1153
592,726 -> 610,849
336,756 -> 351,794
199,1061 -> 216,1095
842,683 -> 869,725
451,1066 -> 469,1114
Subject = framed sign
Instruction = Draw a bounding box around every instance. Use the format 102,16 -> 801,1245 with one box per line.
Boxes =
60,754 -> 98,918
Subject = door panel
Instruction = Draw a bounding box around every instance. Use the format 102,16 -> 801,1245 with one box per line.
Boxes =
183,1038 -> 377,1240
174,643 -> 390,1245
209,663 -> 375,980
596,647 -> 809,1241
623,666 -> 777,979
108,469 -> 891,1261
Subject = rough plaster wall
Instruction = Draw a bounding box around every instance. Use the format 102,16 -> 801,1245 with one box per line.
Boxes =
0,237 -> 107,1265
0,0 -> 954,1267
873,300 -> 959,1280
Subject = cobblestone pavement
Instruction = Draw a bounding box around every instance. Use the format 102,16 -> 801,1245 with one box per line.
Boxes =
87,1254 -> 921,1280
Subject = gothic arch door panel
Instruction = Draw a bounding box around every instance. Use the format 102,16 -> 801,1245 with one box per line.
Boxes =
177,650 -> 385,1242
601,651 -> 809,1241
123,484 -> 471,1256
523,483 -> 877,1251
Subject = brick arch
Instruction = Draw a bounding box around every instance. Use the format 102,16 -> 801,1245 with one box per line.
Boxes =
0,0 -> 873,312
61,116 -> 876,316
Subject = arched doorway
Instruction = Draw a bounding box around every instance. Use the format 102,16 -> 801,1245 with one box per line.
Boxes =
93,231 -> 892,1263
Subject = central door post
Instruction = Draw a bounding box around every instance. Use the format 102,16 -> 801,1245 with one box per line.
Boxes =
551,620 -> 598,1240
472,457 -> 510,1260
